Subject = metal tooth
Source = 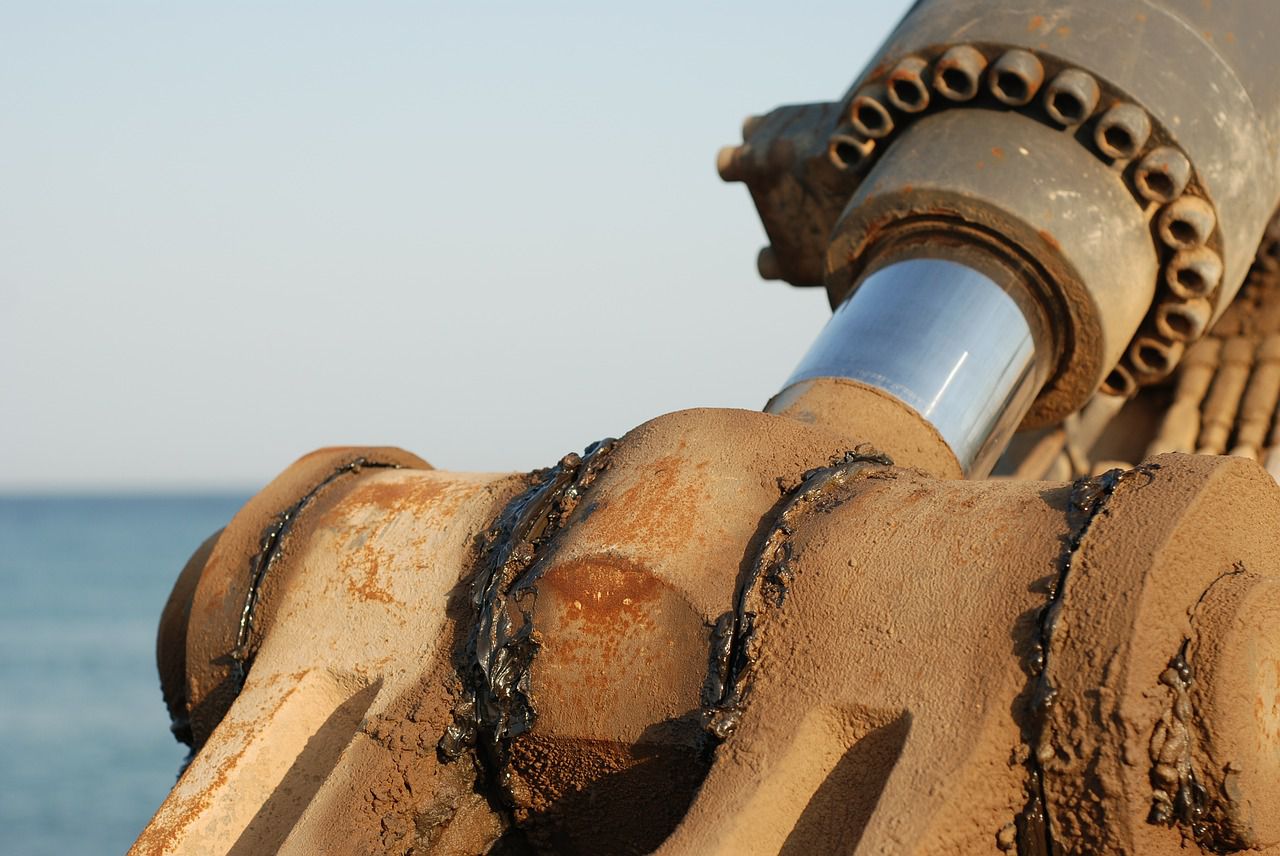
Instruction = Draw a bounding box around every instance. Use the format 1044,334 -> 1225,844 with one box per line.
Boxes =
1229,334 -> 1280,459
827,131 -> 874,172
1157,196 -> 1216,250
849,85 -> 894,139
987,49 -> 1044,107
1154,297 -> 1213,343
757,246 -> 782,281
1166,247 -> 1223,299
1135,147 -> 1192,203
1093,102 -> 1151,159
1198,337 -> 1257,455
1130,336 -> 1185,380
1042,68 -> 1100,126
932,45 -> 987,102
1146,337 -> 1222,456
886,56 -> 931,114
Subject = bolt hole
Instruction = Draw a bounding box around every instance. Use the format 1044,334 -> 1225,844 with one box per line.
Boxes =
833,141 -> 863,169
996,70 -> 1027,102
941,67 -> 972,96
1103,368 -> 1134,396
1166,312 -> 1192,337
1051,91 -> 1084,122
891,78 -> 923,108
1104,125 -> 1134,156
1142,171 -> 1175,200
1169,219 -> 1197,245
1138,345 -> 1168,371
1176,267 -> 1205,292
857,105 -> 886,131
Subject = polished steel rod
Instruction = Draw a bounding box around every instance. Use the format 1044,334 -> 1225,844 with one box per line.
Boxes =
774,258 -> 1044,476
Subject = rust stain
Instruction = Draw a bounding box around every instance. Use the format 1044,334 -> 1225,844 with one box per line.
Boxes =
865,57 -> 894,80
594,454 -> 697,552
135,676 -> 305,854
1038,229 -> 1062,252
1027,14 -> 1045,32
541,555 -> 660,630
1057,25 -> 1071,37
330,476 -> 450,520
346,553 -> 397,604
991,146 -> 1005,160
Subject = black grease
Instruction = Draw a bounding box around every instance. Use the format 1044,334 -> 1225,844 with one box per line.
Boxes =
439,440 -> 616,809
230,457 -> 402,692
1015,791 -> 1051,856
702,447 -> 893,740
1016,464 -> 1159,856
1148,642 -> 1238,853
701,612 -> 736,711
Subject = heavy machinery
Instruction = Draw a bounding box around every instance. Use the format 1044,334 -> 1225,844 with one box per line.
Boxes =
133,1 -> 1280,853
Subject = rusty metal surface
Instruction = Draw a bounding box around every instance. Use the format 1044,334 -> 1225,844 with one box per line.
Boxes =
135,401 -> 1280,855
725,0 -> 1280,406
130,3 -> 1280,853
133,462 -> 528,855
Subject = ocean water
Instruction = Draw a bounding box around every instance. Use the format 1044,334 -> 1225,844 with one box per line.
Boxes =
0,494 -> 249,856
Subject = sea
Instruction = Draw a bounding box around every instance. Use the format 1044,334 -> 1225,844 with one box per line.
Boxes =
0,493 -> 250,856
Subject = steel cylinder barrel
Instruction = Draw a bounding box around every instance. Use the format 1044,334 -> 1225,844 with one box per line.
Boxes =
772,258 -> 1044,476
728,0 -> 1280,460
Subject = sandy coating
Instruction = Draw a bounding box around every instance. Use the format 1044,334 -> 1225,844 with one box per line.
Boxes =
134,459 -> 527,856
766,376 -> 963,479
657,470 -> 1073,855
136,413 -> 1280,856
1038,454 -> 1280,854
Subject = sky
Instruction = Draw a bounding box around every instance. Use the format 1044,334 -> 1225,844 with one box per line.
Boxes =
1,1 -> 913,491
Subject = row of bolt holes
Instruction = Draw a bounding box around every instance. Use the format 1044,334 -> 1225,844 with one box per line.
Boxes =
824,45 -> 1223,390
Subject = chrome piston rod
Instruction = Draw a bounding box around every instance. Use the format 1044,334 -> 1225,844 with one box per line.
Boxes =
771,258 -> 1046,477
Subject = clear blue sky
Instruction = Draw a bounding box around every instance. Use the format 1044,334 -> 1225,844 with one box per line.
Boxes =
1,1 -> 913,490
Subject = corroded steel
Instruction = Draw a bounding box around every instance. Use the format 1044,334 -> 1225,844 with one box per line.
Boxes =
133,1 -> 1280,853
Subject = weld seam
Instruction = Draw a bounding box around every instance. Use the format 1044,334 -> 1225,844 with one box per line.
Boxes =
1016,463 -> 1159,856
230,457 -> 402,690
702,447 -> 893,741
438,439 -> 616,813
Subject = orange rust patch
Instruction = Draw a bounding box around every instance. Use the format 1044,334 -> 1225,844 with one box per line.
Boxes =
330,475 -> 451,520
991,146 -> 1005,160
865,57 -> 894,80
346,553 -> 397,604
539,556 -> 660,629
1038,229 -> 1062,252
592,454 -> 698,553
1057,25 -> 1071,37
134,675 -> 307,854
1027,14 -> 1045,32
